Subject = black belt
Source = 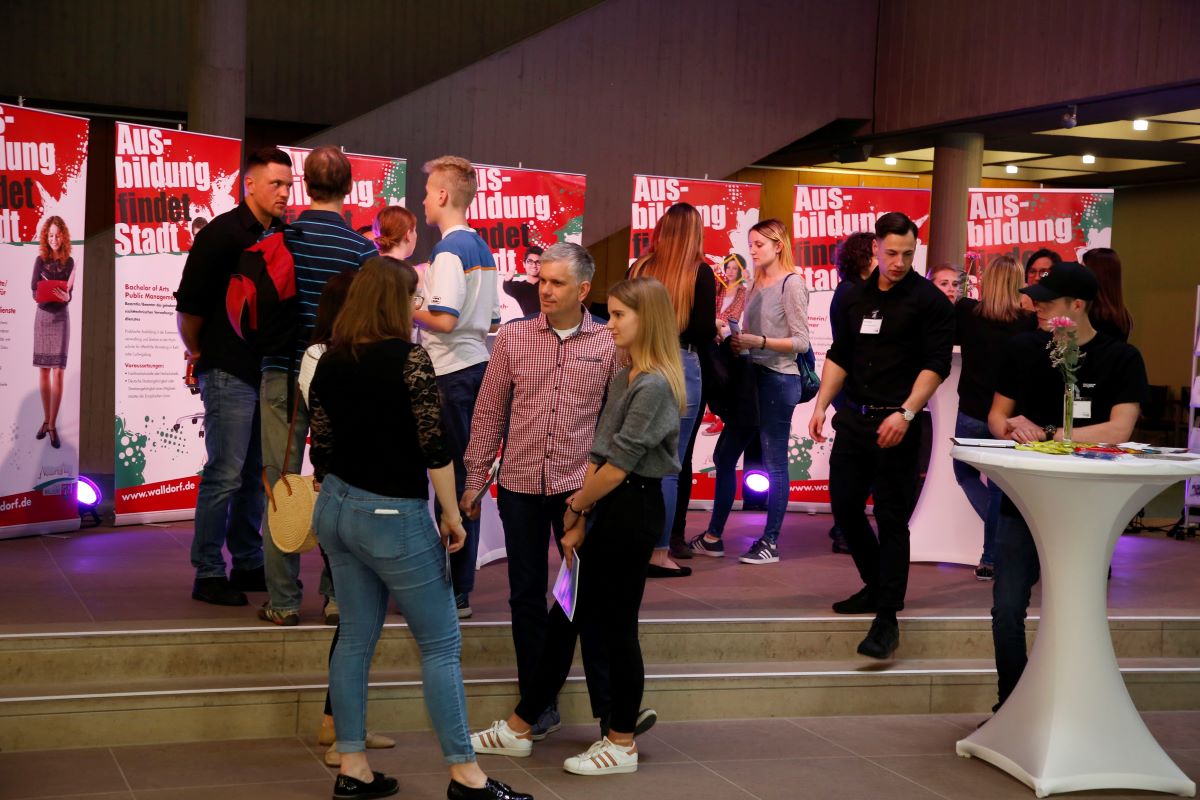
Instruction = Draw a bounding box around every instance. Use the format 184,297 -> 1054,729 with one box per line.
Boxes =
846,403 -> 904,417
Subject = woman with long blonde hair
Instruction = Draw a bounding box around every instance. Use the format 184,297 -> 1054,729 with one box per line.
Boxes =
954,253 -> 1034,580
628,202 -> 715,576
309,258 -> 533,800
471,277 -> 684,776
690,219 -> 810,565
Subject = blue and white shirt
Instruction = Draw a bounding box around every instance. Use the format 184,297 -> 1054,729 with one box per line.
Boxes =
263,210 -> 375,373
420,225 -> 499,375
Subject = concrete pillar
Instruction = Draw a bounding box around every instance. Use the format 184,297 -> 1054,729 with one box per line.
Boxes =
187,0 -> 246,140
927,132 -> 983,272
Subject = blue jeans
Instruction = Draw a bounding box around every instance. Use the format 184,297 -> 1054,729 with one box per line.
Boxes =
435,362 -> 487,596
314,473 -> 473,762
191,368 -> 265,580
706,366 -> 801,544
991,509 -> 1040,708
659,349 -> 702,547
953,412 -> 1002,566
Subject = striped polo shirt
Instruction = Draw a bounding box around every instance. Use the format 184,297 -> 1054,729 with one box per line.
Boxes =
262,210 -> 376,373
420,225 -> 500,375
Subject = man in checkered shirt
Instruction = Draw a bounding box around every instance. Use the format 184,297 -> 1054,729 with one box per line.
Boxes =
462,242 -> 616,740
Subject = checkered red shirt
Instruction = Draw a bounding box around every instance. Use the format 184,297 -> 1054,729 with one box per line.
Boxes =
464,310 -> 615,496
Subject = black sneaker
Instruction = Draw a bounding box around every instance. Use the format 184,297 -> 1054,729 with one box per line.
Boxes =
530,704 -> 561,741
447,777 -> 533,800
974,564 -> 994,581
334,771 -> 399,799
600,707 -> 657,738
229,565 -> 267,592
857,616 -> 900,660
738,538 -> 779,565
191,577 -> 248,607
455,593 -> 473,619
831,586 -> 877,615
830,525 -> 852,554
687,533 -> 725,557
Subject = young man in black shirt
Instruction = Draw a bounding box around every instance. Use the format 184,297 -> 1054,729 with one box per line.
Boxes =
809,212 -> 954,659
174,147 -> 293,607
988,261 -> 1147,708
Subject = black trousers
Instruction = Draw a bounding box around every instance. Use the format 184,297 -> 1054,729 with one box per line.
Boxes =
828,408 -> 921,612
515,476 -> 662,733
497,486 -> 610,718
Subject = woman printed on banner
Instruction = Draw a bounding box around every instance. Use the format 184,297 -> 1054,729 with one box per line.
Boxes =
31,216 -> 75,450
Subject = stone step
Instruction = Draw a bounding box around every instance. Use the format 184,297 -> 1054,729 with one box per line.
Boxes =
4,657 -> 1199,752
4,615 -> 1199,688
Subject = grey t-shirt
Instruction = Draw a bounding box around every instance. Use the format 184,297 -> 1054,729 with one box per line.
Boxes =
589,367 -> 681,478
744,272 -> 811,375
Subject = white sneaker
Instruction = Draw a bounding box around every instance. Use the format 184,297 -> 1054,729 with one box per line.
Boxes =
471,720 -> 532,757
563,737 -> 638,775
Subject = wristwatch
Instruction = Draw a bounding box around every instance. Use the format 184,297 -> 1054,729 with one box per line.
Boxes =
899,407 -> 916,422
1043,423 -> 1057,441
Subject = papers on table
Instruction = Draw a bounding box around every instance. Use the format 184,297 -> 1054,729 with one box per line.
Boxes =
552,553 -> 580,621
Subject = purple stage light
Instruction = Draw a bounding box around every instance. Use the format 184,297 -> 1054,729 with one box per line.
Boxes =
77,476 -> 101,506
744,470 -> 770,494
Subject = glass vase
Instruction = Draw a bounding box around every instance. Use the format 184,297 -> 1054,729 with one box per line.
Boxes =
1062,385 -> 1074,444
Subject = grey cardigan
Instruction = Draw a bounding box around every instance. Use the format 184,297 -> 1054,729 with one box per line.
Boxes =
744,272 -> 811,375
589,367 -> 681,478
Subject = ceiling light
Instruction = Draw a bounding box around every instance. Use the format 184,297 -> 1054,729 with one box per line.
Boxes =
1005,165 -> 1018,174
1133,119 -> 1149,131
1082,154 -> 1096,164
884,157 -> 897,166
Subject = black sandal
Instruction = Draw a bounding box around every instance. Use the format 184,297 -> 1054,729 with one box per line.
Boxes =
36,421 -> 49,440
48,428 -> 60,449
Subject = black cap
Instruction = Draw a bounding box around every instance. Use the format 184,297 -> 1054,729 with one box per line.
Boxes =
1020,261 -> 1098,302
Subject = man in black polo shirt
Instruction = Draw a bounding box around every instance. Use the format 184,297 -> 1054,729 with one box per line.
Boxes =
174,147 -> 293,607
808,212 -> 954,659
988,261 -> 1147,708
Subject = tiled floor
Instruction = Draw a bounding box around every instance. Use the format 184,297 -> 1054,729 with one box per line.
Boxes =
3,712 -> 1200,799
0,510 -> 1197,634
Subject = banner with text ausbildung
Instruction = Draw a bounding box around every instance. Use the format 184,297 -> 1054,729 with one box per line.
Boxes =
113,123 -> 241,524
627,175 -> 762,273
468,164 -> 587,323
0,104 -> 89,538
966,188 -> 1113,266
278,146 -> 406,231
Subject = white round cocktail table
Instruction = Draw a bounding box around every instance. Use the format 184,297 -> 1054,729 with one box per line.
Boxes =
952,444 -> 1200,797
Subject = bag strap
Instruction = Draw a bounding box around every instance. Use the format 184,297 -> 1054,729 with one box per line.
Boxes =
262,380 -> 303,512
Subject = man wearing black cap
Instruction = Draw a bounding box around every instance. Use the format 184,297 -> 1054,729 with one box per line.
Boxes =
987,261 -> 1148,708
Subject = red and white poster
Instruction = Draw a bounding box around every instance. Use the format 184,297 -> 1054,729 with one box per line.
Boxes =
277,145 -> 406,231
628,174 -> 762,275
966,188 -> 1113,266
469,164 -> 587,322
113,123 -> 241,523
0,104 -> 89,538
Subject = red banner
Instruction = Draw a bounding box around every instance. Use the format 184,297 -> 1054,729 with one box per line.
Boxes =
966,188 -> 1113,266
0,104 -> 90,538
278,146 -> 406,232
628,175 -> 761,274
114,123 -> 241,524
468,164 -> 587,322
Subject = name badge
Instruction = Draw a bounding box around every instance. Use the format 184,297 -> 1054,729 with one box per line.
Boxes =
860,318 -> 882,334
1074,400 -> 1092,420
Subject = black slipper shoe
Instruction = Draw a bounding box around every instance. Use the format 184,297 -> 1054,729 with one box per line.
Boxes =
333,771 -> 399,799
647,563 -> 692,578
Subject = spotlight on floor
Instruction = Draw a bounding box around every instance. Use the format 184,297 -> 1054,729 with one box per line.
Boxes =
742,470 -> 770,511
77,476 -> 102,527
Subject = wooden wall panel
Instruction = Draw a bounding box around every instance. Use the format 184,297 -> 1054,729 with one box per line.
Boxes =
874,0 -> 1200,133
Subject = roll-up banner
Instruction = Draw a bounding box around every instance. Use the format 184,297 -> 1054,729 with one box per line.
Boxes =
277,146 -> 406,230
966,188 -> 1113,264
471,164 -> 587,323
113,123 -> 240,524
691,185 -> 931,509
0,104 -> 89,539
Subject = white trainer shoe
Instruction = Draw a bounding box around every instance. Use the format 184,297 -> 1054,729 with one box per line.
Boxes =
471,720 -> 533,757
563,737 -> 638,775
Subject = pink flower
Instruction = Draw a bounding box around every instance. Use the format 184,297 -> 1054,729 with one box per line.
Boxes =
1048,316 -> 1076,330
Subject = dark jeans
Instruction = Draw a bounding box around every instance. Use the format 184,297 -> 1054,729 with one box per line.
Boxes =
670,392 -> 709,545
828,407 -> 921,612
497,487 -> 610,718
707,366 -> 802,544
515,476 -> 662,734
953,412 -> 1001,566
991,509 -> 1040,708
434,362 -> 488,596
191,368 -> 265,579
